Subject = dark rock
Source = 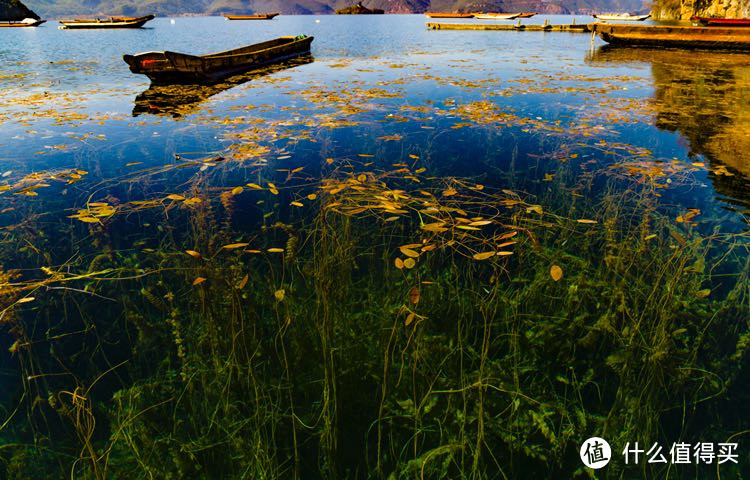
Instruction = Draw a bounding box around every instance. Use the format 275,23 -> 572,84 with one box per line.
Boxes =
0,0 -> 40,20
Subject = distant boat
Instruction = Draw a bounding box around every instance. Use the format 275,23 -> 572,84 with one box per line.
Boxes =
425,12 -> 474,18
593,23 -> 750,49
592,13 -> 651,21
516,12 -> 538,18
0,18 -> 46,27
336,3 -> 384,14
224,13 -> 279,20
58,14 -> 155,29
124,35 -> 314,84
691,16 -> 750,27
474,13 -> 522,20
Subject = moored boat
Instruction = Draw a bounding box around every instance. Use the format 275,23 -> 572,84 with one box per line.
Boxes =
516,12 -> 538,18
0,17 -> 45,27
691,16 -> 750,27
425,12 -> 474,18
224,13 -> 280,20
473,13 -> 521,20
593,23 -> 750,49
58,14 -> 154,29
592,13 -> 651,21
123,35 -> 314,84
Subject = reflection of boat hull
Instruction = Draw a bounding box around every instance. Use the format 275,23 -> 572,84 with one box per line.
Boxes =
224,13 -> 279,20
593,14 -> 650,21
59,15 -> 154,29
594,23 -> 750,49
0,19 -> 46,27
691,16 -> 750,27
474,13 -> 521,20
124,35 -> 314,84
425,12 -> 474,18
132,55 -> 314,117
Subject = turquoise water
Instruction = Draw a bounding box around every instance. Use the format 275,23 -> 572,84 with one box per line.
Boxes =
0,14 -> 749,479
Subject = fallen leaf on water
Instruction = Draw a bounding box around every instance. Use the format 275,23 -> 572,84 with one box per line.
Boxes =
399,246 -> 420,258
550,265 -> 563,282
246,183 -> 263,190
185,250 -> 201,258
166,194 -> 186,201
395,257 -> 404,269
231,186 -> 243,195
468,220 -> 492,226
17,297 -> 35,304
237,274 -> 249,289
473,251 -> 495,261
405,312 -> 416,326
695,289 -> 711,299
409,287 -> 420,305
403,258 -> 416,269
192,277 -> 207,285
495,251 -> 513,256
274,289 -> 285,301
222,243 -> 249,250
290,201 -> 304,207
267,248 -> 284,253
576,219 -> 598,224
307,193 -> 317,200
526,205 -> 543,215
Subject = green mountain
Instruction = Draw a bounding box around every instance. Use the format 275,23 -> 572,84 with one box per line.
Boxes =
20,0 -> 649,18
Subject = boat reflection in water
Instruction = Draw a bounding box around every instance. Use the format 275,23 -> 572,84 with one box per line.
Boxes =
588,45 -> 750,206
131,54 -> 313,117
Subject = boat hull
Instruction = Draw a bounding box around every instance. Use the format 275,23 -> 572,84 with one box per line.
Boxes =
691,16 -> 750,27
124,35 -> 314,84
594,23 -> 750,49
474,13 -> 521,20
0,19 -> 46,27
224,13 -> 279,20
425,12 -> 474,18
592,14 -> 651,21
59,15 -> 154,29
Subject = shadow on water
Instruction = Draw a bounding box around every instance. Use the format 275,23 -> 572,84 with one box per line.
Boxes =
588,45 -> 750,207
131,54 -> 314,117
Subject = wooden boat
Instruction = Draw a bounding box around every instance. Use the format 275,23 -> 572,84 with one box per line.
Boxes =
592,13 -> 651,21
336,3 -> 384,14
474,13 -> 521,20
592,23 -> 750,49
58,14 -> 154,29
224,13 -> 279,20
0,18 -> 45,27
132,55 -> 313,117
124,35 -> 314,84
425,12 -> 474,18
691,16 -> 750,27
516,12 -> 538,18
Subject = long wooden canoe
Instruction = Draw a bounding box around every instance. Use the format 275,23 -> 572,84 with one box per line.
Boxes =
124,35 -> 314,84
0,18 -> 46,27
516,12 -> 538,18
425,12 -> 474,18
592,13 -> 651,21
691,16 -> 750,27
59,14 -> 154,29
224,13 -> 279,20
474,13 -> 521,20
593,23 -> 750,49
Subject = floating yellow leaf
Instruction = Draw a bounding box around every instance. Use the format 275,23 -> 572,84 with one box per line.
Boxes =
325,158 -> 334,164
246,183 -> 263,190
468,220 -> 492,226
76,217 -> 101,223
290,201 -> 304,207
695,289 -> 711,299
185,250 -> 201,258
231,186 -> 243,195
409,286 -> 420,305
403,258 -> 416,269
399,246 -> 420,258
192,277 -> 207,285
472,251 -> 496,261
644,234 -> 657,241
274,289 -> 285,301
357,174 -> 367,182
405,312 -> 416,326
576,219 -> 598,224
442,188 -> 457,197
267,248 -> 284,253
165,194 -> 185,201
550,265 -> 563,282
307,193 -> 317,200
496,251 -> 513,256
222,242 -> 249,250
457,225 -> 480,231
526,205 -> 543,215
237,274 -> 249,290
395,257 -> 404,269
408,154 -> 419,160
17,297 -> 35,304
183,197 -> 202,206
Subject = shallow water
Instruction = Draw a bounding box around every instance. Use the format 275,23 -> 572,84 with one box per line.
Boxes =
0,14 -> 748,479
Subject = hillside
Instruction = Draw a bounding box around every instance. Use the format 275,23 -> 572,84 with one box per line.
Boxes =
22,0 -> 649,18
652,0 -> 749,19
0,0 -> 40,19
